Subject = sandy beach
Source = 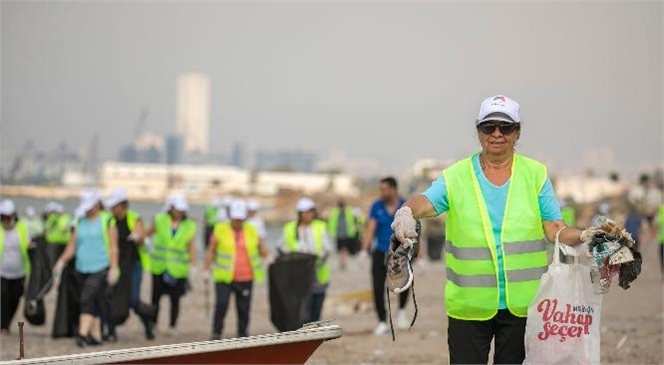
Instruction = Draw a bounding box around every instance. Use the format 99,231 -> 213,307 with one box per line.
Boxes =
1,239 -> 662,364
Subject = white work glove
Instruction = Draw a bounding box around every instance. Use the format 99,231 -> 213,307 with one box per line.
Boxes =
127,233 -> 139,242
357,250 -> 370,261
107,267 -> 120,286
580,228 -> 598,244
391,206 -> 418,246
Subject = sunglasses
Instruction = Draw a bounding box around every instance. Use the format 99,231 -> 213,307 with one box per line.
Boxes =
477,122 -> 519,135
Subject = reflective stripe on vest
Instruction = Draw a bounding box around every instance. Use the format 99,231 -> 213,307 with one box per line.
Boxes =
0,221 -> 32,276
283,219 -> 330,285
327,207 -> 357,238
212,222 -> 265,284
152,213 -> 196,278
443,153 -> 548,320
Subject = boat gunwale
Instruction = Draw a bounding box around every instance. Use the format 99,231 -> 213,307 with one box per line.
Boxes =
0,325 -> 342,365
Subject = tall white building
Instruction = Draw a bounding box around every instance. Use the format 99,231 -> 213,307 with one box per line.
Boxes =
176,73 -> 210,154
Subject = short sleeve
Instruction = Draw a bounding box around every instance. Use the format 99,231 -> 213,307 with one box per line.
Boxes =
422,175 -> 449,215
539,178 -> 563,221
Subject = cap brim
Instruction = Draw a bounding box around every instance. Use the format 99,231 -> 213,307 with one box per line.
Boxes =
477,115 -> 518,124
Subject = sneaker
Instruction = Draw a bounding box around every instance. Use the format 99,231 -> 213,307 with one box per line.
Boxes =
145,321 -> 155,340
386,236 -> 415,294
103,333 -> 117,343
75,335 -> 86,348
397,310 -> 409,330
373,321 -> 390,336
84,335 -> 102,346
210,333 -> 221,341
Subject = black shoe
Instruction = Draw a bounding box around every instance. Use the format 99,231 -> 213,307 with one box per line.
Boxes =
210,333 -> 220,341
145,321 -> 155,340
75,335 -> 86,348
84,335 -> 102,346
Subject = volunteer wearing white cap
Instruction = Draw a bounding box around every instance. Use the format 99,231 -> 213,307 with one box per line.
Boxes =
278,197 -> 332,323
246,199 -> 267,245
0,199 -> 31,335
204,199 -> 269,340
104,188 -> 155,341
45,201 -> 72,268
146,194 -> 197,333
54,190 -> 119,347
390,95 -> 589,364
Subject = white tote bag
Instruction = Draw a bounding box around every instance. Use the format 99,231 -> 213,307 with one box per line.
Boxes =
523,233 -> 603,365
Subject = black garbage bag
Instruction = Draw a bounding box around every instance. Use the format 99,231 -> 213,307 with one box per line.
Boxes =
24,236 -> 52,325
108,258 -> 134,326
52,260 -> 80,338
268,252 -> 317,332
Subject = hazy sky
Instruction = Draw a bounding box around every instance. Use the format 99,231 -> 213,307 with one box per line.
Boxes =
1,1 -> 662,177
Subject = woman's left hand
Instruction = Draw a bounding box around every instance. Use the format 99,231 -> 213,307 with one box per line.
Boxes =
107,267 -> 120,286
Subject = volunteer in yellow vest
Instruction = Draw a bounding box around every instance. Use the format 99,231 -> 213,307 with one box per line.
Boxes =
104,188 -> 156,341
657,204 -> 664,279
24,206 -> 44,240
390,95 -> 590,364
0,199 -> 31,335
45,202 -> 71,268
54,190 -> 119,348
146,194 -> 197,333
279,197 -> 332,323
203,199 -> 268,340
328,200 -> 360,270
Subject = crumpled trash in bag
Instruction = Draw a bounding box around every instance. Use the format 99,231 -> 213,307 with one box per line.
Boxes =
585,218 -> 641,293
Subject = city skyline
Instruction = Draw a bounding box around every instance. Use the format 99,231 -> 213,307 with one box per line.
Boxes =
1,2 -> 661,179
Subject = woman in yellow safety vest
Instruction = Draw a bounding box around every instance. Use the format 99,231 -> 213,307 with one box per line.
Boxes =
0,199 -> 31,335
389,95 -> 595,364
278,197 -> 332,323
54,191 -> 119,348
145,195 -> 197,334
203,199 -> 269,340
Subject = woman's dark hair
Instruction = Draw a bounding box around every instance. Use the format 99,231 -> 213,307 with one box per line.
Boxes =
380,176 -> 398,189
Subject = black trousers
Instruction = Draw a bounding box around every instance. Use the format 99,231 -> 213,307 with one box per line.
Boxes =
1,277 -> 25,330
448,309 -> 527,364
371,251 -> 409,322
659,243 -> 664,278
77,270 -> 108,316
152,274 -> 187,328
204,225 -> 214,250
212,281 -> 253,337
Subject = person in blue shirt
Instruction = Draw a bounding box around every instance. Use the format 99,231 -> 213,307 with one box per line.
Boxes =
360,177 -> 411,336
54,191 -> 119,348
390,95 -> 593,364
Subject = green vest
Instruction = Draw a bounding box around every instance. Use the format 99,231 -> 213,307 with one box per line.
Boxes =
443,153 -> 548,320
0,221 -> 31,276
111,210 -> 151,271
45,213 -> 72,245
658,204 -> 664,243
561,206 -> 576,227
205,205 -> 218,226
327,206 -> 358,238
283,220 -> 330,285
152,213 -> 197,279
212,222 -> 265,284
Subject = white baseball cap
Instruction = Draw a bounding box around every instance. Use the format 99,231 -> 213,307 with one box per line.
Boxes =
44,201 -> 59,213
105,187 -> 129,209
247,199 -> 260,212
229,199 -> 248,220
171,195 -> 189,212
0,199 -> 16,215
296,197 -> 316,213
25,206 -> 36,217
476,95 -> 521,124
221,196 -> 234,207
79,190 -> 103,214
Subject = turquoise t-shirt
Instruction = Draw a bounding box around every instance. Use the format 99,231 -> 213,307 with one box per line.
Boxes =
423,154 -> 562,309
75,215 -> 110,274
